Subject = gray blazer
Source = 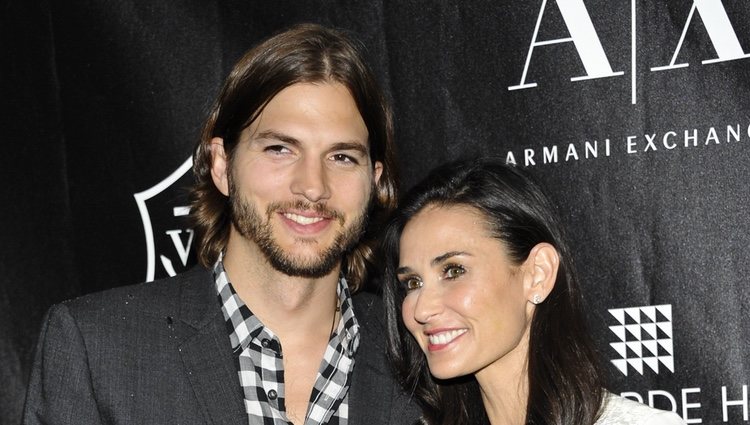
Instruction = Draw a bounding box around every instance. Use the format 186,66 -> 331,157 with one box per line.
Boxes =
23,267 -> 420,424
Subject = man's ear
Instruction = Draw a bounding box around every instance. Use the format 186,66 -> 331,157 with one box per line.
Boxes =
373,161 -> 383,185
523,242 -> 560,306
209,137 -> 229,196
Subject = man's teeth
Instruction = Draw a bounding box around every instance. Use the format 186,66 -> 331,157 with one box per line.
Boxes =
428,329 -> 467,345
284,213 -> 324,225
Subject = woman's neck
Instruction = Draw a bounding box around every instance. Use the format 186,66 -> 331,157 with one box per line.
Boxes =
474,328 -> 531,425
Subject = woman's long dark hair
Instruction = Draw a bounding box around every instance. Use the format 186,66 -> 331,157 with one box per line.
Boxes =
382,159 -> 604,425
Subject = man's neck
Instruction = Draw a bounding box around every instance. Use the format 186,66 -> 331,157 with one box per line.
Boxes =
221,231 -> 346,424
221,233 -> 341,339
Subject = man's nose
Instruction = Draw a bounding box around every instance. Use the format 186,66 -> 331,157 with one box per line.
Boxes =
290,156 -> 331,203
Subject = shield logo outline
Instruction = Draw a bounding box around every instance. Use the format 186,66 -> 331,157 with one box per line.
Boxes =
133,157 -> 194,282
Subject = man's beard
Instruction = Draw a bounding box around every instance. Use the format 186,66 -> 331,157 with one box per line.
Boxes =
229,184 -> 369,278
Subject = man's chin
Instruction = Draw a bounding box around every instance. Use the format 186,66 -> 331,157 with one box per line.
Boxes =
264,246 -> 341,278
268,258 -> 339,279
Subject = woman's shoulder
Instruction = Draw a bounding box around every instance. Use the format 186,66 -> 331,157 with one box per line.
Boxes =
596,392 -> 686,425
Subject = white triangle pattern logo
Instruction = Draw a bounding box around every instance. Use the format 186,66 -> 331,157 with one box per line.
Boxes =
607,304 -> 674,376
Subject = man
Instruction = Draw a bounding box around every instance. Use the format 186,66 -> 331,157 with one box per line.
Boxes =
23,24 -> 419,424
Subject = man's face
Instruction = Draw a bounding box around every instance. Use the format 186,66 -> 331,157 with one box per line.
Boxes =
216,82 -> 382,278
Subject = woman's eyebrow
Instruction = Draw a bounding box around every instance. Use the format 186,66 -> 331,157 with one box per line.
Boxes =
431,251 -> 471,266
396,266 -> 414,275
397,251 -> 473,274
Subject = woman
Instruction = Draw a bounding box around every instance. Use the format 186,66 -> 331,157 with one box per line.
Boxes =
382,159 -> 685,425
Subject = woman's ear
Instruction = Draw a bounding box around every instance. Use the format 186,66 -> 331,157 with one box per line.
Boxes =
523,242 -> 560,306
210,137 -> 229,196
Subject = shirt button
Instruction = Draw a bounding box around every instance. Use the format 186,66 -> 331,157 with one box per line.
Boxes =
261,339 -> 271,348
268,389 -> 278,400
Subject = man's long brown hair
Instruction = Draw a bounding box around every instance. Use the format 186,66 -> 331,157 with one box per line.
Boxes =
190,24 -> 398,291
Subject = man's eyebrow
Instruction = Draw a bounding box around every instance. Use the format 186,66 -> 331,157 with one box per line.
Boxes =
431,251 -> 471,266
253,130 -> 300,145
329,142 -> 369,155
252,131 -> 368,154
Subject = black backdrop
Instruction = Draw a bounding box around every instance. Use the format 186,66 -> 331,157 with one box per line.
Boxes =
2,1 -> 749,424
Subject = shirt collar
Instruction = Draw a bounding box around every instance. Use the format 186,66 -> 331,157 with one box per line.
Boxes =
213,255 -> 360,357
335,276 -> 360,357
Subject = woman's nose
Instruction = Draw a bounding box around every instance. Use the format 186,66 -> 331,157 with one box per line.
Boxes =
412,284 -> 443,324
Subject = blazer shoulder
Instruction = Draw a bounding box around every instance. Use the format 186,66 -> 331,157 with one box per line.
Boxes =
24,266 -> 227,425
60,266 -> 212,320
350,291 -> 385,330
350,290 -> 379,310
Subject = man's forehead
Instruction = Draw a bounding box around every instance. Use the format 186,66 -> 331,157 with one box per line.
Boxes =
240,83 -> 370,150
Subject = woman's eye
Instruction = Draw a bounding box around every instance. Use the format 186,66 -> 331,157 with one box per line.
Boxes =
400,277 -> 423,291
443,265 -> 465,280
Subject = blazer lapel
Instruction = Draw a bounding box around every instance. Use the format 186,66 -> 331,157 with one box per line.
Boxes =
175,268 -> 246,425
348,292 -> 421,425
349,354 -> 393,425
348,295 -> 393,425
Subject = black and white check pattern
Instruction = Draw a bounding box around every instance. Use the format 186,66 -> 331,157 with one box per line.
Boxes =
214,257 -> 360,425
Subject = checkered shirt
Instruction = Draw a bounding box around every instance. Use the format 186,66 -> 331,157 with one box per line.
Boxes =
214,258 -> 360,425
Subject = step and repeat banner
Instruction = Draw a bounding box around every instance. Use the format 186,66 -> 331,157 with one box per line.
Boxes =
2,1 -> 748,424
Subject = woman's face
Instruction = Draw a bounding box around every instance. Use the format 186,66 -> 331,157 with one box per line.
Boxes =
398,205 -> 533,380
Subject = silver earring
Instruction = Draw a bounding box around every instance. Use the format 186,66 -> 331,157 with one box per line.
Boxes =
532,294 -> 543,304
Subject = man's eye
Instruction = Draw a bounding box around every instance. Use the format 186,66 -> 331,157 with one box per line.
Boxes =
443,265 -> 465,280
331,153 -> 359,164
265,145 -> 291,154
400,277 -> 423,291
